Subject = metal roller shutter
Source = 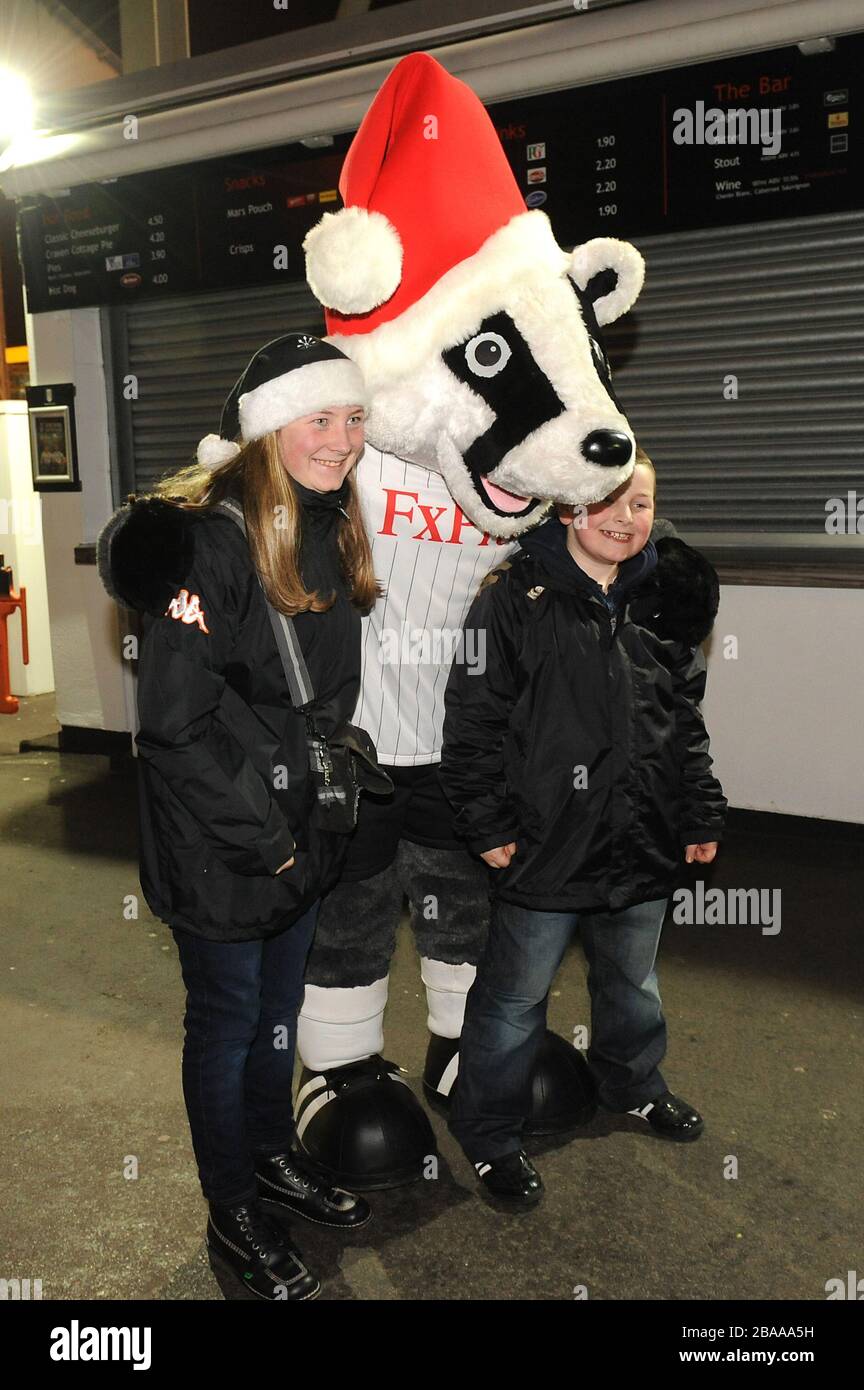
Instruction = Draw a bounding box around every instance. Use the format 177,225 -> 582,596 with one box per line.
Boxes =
107,281 -> 324,497
106,210 -> 863,579
603,208 -> 864,544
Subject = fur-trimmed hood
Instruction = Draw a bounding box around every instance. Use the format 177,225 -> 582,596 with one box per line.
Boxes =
97,497 -> 201,615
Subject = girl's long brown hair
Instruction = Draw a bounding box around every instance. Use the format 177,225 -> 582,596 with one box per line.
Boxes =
153,433 -> 383,616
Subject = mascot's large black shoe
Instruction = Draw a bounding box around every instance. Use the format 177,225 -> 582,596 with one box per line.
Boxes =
206,1198 -> 320,1301
254,1149 -> 372,1228
294,1056 -> 437,1191
423,1029 -> 598,1135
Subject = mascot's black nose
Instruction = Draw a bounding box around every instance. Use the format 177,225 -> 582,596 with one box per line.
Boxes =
581,430 -> 633,468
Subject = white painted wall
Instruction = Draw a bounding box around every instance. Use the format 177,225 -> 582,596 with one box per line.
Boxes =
703,586 -> 864,826
0,401 -> 54,694
25,307 -> 130,732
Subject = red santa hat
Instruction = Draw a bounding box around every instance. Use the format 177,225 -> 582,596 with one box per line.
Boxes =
304,54 -> 615,381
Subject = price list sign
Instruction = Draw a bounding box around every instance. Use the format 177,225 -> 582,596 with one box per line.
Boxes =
488,91 -> 659,242
18,138 -> 350,313
488,32 -> 863,242
195,147 -> 347,290
18,172 -> 198,309
16,35 -> 863,312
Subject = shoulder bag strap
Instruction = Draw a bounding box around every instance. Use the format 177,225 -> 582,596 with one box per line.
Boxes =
215,497 -> 316,712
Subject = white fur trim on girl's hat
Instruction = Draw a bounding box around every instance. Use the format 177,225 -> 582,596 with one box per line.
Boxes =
303,207 -> 403,316
195,332 -> 368,470
196,434 -> 242,468
238,358 -> 366,441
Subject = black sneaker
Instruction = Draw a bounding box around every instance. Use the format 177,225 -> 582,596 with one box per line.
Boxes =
206,1197 -> 320,1301
628,1091 -> 704,1141
254,1149 -> 372,1229
474,1150 -> 543,1206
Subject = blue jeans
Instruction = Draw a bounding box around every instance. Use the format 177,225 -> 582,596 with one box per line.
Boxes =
172,901 -> 320,1205
450,897 -> 669,1163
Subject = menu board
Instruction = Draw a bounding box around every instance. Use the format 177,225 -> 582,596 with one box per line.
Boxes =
489,33 -> 862,241
194,148 -> 345,290
17,34 -> 863,314
18,172 -> 198,307
17,139 -> 349,312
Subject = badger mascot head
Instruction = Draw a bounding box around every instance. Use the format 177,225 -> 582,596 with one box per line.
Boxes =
303,51 -> 645,538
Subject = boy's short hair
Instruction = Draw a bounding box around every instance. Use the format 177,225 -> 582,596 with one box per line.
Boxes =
634,444 -> 657,496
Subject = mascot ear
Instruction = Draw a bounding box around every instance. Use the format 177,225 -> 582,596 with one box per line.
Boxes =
303,207 -> 403,314
569,237 -> 645,326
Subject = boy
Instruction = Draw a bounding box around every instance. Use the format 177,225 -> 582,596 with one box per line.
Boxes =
439,451 -> 726,1204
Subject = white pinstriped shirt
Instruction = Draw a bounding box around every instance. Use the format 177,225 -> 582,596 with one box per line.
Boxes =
352,444 -> 519,765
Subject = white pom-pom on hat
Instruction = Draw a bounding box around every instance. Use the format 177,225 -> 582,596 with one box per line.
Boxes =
196,434 -> 242,469
303,206 -> 403,314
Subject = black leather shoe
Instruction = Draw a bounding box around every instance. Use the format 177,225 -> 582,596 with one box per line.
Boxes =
255,1149 -> 372,1229
474,1150 -> 543,1206
207,1197 -> 320,1301
629,1091 -> 704,1141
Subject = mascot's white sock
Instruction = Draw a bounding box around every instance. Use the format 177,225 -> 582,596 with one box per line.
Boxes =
297,977 -> 389,1070
420,957 -> 476,1039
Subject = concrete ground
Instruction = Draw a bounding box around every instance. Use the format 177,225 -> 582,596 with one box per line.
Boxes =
1,694 -> 862,1302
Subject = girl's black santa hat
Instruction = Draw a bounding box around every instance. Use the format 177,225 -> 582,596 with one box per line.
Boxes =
196,331 -> 367,468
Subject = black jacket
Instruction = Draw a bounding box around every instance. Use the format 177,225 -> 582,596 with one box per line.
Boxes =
98,481 -> 362,941
440,517 -> 727,913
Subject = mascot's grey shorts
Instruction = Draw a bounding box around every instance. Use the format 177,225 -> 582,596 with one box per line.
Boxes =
305,763 -> 491,989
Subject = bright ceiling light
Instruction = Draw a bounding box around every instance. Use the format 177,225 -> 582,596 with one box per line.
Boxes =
0,129 -> 79,176
0,69 -> 34,144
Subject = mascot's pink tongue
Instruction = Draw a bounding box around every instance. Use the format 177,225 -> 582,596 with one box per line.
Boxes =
481,475 -> 530,511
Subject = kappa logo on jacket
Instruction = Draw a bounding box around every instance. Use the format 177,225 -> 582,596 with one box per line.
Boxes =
165,588 -> 210,633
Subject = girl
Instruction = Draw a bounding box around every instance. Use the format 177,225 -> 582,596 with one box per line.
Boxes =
99,333 -> 385,1298
440,449 -> 726,1204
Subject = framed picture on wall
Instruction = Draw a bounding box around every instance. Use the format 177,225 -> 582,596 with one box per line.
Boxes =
26,384 -> 81,492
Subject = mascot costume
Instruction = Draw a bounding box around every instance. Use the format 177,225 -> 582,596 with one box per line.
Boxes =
294,53 -> 648,1188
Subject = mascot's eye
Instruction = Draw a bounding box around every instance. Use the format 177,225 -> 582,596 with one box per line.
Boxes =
464,332 -> 512,378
